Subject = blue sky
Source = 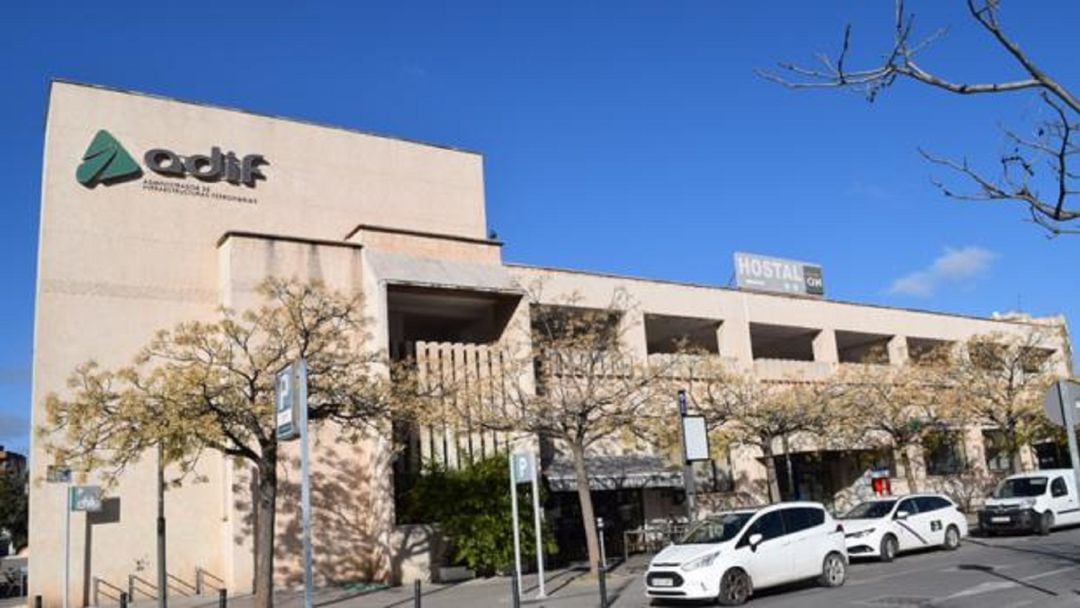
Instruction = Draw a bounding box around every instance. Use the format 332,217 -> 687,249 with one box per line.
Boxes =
2,2 -> 1079,453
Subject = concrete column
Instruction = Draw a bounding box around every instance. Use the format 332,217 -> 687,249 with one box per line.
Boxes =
963,426 -> 988,476
719,295 -> 754,370
887,335 -> 909,366
619,308 -> 649,363
812,329 -> 839,363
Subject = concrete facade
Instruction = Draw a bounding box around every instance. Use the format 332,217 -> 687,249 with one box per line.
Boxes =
30,81 -> 1071,607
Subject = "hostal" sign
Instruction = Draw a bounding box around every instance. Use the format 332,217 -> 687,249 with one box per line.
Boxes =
734,252 -> 825,297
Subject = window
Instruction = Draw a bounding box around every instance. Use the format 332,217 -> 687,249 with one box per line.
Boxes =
982,430 -> 1011,473
993,477 -> 1047,498
896,498 -> 920,517
782,507 -> 825,533
738,510 -> 785,547
924,430 -> 966,476
678,512 -> 754,545
841,500 -> 897,520
1052,477 -> 1068,498
914,496 -> 951,513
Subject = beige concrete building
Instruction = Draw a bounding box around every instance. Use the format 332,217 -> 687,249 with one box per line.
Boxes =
31,81 -> 1071,606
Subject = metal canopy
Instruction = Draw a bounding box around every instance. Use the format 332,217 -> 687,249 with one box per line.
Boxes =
366,249 -> 522,294
545,454 -> 685,492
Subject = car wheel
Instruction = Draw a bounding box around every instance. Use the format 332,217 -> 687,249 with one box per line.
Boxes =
944,525 -> 961,550
717,568 -> 752,606
818,552 -> 847,588
879,534 -> 898,562
1037,511 -> 1054,536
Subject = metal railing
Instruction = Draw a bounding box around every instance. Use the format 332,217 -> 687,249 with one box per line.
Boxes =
195,567 -> 225,594
128,575 -> 157,600
92,577 -> 124,606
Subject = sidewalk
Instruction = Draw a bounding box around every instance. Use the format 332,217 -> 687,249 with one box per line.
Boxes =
128,557 -> 649,608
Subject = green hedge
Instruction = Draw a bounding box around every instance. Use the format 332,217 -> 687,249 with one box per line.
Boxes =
400,456 -> 557,575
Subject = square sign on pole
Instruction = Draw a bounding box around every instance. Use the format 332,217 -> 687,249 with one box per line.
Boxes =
47,465 -> 73,484
70,486 -> 103,513
275,362 -> 302,441
512,452 -> 535,484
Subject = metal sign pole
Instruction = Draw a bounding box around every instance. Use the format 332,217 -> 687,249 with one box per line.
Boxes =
530,455 -> 545,599
298,359 -> 313,608
677,390 -> 696,522
63,483 -> 70,608
508,453 -> 522,604
1056,381 -> 1080,495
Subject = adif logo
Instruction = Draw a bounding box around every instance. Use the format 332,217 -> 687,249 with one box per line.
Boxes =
76,129 -> 268,189
76,130 -> 142,187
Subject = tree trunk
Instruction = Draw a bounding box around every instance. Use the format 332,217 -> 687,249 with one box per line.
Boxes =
570,443 -> 601,576
1006,425 -> 1023,474
781,435 -> 795,500
761,442 -> 780,503
253,458 -> 278,608
899,445 -> 918,493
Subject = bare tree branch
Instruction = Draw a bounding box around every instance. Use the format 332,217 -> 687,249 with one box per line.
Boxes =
760,0 -> 1080,235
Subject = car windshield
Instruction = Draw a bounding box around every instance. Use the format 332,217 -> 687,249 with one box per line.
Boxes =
840,500 -> 897,519
994,477 -> 1048,498
677,512 -> 754,545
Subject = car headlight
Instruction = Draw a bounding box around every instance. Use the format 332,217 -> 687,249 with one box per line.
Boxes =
846,527 -> 876,539
681,550 -> 722,572
1020,498 -> 1037,508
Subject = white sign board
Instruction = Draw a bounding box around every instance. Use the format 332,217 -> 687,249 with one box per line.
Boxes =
734,252 -> 824,296
69,486 -> 103,512
1044,380 -> 1080,427
682,415 -> 710,462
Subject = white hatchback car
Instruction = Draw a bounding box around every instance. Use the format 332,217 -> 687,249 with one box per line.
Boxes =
840,493 -> 967,562
644,502 -> 847,606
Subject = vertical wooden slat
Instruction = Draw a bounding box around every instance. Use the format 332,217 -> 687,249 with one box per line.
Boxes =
450,343 -> 467,468
475,345 -> 491,459
436,342 -> 451,468
463,343 -> 479,464
415,341 -> 433,467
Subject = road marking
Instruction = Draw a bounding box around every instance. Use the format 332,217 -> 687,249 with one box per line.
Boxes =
942,580 -> 1016,599
1022,565 -> 1076,581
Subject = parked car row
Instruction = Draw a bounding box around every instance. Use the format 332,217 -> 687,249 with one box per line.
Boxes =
644,468 -> 1080,606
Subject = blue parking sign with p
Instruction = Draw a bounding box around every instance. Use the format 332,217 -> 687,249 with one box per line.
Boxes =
276,363 -> 299,441
512,453 -> 534,484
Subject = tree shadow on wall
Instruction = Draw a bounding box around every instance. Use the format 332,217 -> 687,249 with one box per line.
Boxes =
273,442 -> 439,588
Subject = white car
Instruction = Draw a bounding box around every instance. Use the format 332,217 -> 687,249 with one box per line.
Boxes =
840,493 -> 967,561
644,502 -> 847,606
978,469 -> 1080,535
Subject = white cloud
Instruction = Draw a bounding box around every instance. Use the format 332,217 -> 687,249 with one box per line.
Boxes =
887,246 -> 998,297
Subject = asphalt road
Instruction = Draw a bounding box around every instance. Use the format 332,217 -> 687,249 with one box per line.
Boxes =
623,525 -> 1080,608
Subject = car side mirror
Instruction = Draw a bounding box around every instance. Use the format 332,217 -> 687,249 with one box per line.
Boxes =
895,510 -> 909,520
748,533 -> 763,551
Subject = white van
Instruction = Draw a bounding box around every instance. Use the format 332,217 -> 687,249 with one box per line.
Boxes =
978,469 -> 1080,535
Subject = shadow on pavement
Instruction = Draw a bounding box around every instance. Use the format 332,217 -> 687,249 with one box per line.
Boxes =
967,537 -> 1080,565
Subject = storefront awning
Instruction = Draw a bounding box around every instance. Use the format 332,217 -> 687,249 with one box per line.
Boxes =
545,454 -> 684,492
366,250 -> 522,294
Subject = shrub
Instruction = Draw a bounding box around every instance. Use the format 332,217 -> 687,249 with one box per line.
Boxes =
400,456 -> 557,575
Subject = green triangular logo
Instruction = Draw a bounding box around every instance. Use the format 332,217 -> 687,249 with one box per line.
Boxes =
76,129 -> 142,187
